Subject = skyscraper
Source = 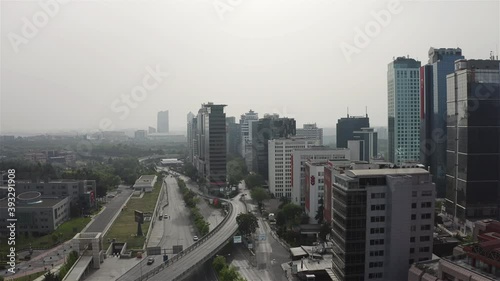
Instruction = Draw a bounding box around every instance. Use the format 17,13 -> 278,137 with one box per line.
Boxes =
240,110 -> 259,169
336,114 -> 369,149
187,112 -> 196,164
445,59 -> 500,227
251,114 -> 296,180
195,103 -> 227,193
157,110 -> 169,133
420,48 -> 464,197
347,127 -> 378,162
388,56 -> 422,165
226,117 -> 241,156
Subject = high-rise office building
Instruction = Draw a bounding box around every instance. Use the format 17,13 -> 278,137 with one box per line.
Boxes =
296,123 -> 324,145
347,127 -> 378,162
336,114 -> 370,149
240,110 -> 259,169
445,59 -> 500,228
420,48 -> 464,198
330,167 -> 435,281
251,114 -> 296,180
195,103 -> 227,193
187,112 -> 196,164
157,110 -> 169,133
388,56 -> 422,165
226,117 -> 241,156
268,137 -> 320,198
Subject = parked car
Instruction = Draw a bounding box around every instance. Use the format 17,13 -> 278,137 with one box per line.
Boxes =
193,236 -> 199,242
147,257 -> 155,265
164,214 -> 168,219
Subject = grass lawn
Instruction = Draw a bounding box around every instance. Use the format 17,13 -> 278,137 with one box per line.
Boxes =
104,176 -> 163,250
0,217 -> 91,255
10,270 -> 45,281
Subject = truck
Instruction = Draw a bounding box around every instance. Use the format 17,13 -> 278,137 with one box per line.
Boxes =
268,213 -> 276,224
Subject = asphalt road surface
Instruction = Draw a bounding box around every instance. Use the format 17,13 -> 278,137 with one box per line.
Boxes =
84,185 -> 133,233
116,176 -> 198,280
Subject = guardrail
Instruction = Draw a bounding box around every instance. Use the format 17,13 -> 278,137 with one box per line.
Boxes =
132,200 -> 234,281
116,197 -> 234,281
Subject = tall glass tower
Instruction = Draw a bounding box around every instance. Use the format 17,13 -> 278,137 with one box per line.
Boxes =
387,57 -> 421,165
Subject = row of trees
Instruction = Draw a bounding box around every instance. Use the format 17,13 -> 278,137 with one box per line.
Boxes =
177,178 -> 210,236
42,250 -> 79,281
212,256 -> 246,281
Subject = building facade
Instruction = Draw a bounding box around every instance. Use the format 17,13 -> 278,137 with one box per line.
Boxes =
296,123 -> 324,145
268,137 -> 319,198
337,114 -> 370,149
195,103 -> 227,192
187,112 -> 196,164
240,110 -> 259,169
420,48 -> 464,198
445,59 -> 500,227
291,147 -> 351,208
226,117 -> 241,156
134,130 -> 147,139
388,57 -> 422,165
157,110 -> 169,133
331,168 -> 435,281
304,161 -> 328,223
252,114 -> 296,180
347,127 -> 378,162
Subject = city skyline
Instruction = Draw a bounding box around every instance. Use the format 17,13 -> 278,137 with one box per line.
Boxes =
2,1 -> 499,134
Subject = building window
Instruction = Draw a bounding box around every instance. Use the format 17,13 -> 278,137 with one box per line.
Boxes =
411,203 -> 416,209
371,193 -> 385,199
369,250 -> 384,257
369,262 -> 383,268
421,224 -> 431,231
419,247 -> 430,253
420,236 -> 430,242
410,248 -> 415,254
371,204 -> 386,211
410,237 -> 415,243
421,191 -> 432,197
370,228 -> 385,234
370,216 -> 385,223
421,202 -> 432,208
421,213 -> 431,219
368,273 -> 383,279
370,239 -> 384,245
411,214 -> 416,220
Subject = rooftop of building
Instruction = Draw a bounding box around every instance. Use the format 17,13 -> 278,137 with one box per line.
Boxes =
345,168 -> 429,178
0,196 -> 67,208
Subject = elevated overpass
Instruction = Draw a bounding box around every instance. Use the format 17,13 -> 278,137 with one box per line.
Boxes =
116,196 -> 242,281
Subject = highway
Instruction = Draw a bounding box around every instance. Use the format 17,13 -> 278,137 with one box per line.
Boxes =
116,176 -> 197,280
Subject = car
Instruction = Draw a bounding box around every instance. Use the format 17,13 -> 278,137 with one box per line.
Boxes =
193,236 -> 199,241
163,214 -> 168,219
147,257 -> 155,265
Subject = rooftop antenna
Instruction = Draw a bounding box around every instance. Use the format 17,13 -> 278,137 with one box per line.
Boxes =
365,106 -> 368,118
347,107 -> 349,118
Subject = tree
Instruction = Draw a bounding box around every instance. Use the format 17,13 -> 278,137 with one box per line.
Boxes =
212,255 -> 226,273
236,213 -> 259,236
220,265 -> 241,281
244,173 -> 265,189
43,271 -> 61,281
250,187 -> 270,208
281,203 -> 303,227
319,222 -> 331,241
315,198 -> 324,224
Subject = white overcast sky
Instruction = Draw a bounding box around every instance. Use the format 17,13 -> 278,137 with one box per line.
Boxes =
1,0 -> 499,134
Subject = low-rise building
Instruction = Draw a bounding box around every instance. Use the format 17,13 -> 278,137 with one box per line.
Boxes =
133,175 -> 157,192
0,192 -> 70,237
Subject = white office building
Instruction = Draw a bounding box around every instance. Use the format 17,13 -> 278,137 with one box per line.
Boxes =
387,57 -> 421,165
291,147 -> 350,207
304,161 -> 328,223
296,123 -> 323,145
268,137 -> 320,198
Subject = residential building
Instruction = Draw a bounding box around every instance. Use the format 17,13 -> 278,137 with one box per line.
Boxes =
268,137 -> 319,198
347,127 -> 378,162
296,123 -> 324,145
24,152 -> 47,164
336,114 -> 370,149
291,147 -> 351,208
445,59 -> 500,229
134,130 -> 147,139
420,48 -> 464,198
148,126 -> 156,134
0,195 -> 70,237
226,117 -> 241,156
195,103 -> 227,193
331,168 -> 435,281
240,110 -> 259,170
252,114 -> 296,180
157,110 -> 169,133
388,56 -> 422,165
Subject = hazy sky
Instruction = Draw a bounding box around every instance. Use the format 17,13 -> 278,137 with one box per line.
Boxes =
1,0 -> 499,134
